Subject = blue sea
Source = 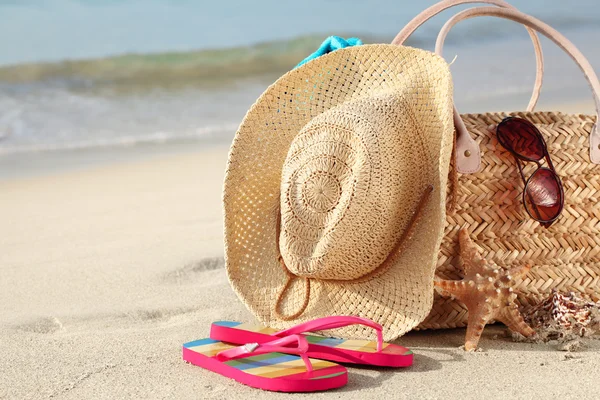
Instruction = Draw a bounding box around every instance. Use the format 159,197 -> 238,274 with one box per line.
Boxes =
0,0 -> 599,165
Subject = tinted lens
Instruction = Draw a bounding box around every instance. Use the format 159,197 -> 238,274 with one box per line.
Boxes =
524,168 -> 563,223
497,117 -> 545,161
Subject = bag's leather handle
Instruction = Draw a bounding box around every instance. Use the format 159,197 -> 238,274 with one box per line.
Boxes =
392,0 -> 543,112
436,7 -> 600,164
393,0 -> 545,173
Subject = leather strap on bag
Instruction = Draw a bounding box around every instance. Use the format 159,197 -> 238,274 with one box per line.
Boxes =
435,7 -> 600,164
392,0 -> 547,174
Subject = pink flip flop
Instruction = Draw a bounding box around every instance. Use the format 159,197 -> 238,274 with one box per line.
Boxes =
182,334 -> 348,392
210,316 -> 413,367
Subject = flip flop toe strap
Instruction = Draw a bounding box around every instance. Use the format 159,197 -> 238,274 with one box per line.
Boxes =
275,316 -> 384,352
215,334 -> 313,372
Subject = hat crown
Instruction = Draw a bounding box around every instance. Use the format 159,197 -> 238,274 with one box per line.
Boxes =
279,92 -> 430,280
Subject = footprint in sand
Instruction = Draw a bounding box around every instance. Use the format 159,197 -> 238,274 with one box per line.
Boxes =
161,257 -> 225,284
126,307 -> 198,322
15,316 -> 65,334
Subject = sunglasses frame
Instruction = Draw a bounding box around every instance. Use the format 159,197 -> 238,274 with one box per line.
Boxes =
496,117 -> 565,227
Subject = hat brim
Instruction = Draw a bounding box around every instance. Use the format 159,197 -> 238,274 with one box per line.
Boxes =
223,44 -> 454,341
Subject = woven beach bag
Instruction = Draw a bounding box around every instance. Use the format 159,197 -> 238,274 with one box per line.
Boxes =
393,3 -> 600,329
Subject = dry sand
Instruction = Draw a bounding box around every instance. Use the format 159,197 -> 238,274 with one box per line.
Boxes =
2,145 -> 599,399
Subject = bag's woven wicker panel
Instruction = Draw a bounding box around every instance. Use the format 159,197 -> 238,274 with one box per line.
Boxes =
419,110 -> 600,330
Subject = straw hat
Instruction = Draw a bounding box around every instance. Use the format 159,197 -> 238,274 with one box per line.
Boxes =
223,44 -> 454,341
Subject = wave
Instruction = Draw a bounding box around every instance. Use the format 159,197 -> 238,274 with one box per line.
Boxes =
0,16 -> 596,90
0,123 -> 238,156
0,35 -> 343,89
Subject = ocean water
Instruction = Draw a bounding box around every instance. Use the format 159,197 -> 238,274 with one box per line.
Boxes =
0,0 -> 599,160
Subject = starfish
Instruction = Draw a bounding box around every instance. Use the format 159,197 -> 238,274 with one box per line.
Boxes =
434,227 -> 536,351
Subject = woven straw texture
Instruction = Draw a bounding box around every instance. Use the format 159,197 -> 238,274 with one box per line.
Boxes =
419,110 -> 600,330
223,45 -> 454,341
280,94 -> 431,281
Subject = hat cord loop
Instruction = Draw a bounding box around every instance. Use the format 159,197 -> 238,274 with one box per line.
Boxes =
273,184 -> 434,321
274,257 -> 312,321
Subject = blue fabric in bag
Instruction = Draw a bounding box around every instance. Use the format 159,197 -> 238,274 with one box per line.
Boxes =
295,36 -> 363,68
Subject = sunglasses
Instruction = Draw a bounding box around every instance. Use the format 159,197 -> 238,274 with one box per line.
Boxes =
496,117 -> 564,227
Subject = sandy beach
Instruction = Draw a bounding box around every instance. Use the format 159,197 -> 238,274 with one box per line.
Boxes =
2,0 -> 600,397
2,142 -> 599,400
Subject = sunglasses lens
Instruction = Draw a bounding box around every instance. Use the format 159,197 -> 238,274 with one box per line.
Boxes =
524,168 -> 563,223
497,117 -> 545,161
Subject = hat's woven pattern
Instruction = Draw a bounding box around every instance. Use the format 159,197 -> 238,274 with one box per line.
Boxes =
419,111 -> 600,330
280,94 -> 430,281
223,45 -> 454,340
